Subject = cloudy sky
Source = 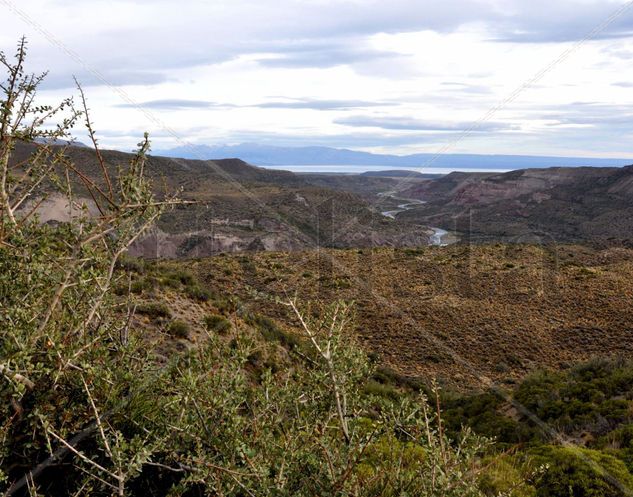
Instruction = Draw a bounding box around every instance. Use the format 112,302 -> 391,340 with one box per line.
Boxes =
3,0 -> 633,157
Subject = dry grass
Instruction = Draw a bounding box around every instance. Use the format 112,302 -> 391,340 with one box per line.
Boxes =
192,244 -> 633,390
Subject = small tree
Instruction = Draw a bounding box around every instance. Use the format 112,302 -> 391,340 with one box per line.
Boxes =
0,37 -> 172,496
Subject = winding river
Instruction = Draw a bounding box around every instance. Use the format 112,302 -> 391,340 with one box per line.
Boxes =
379,193 -> 453,247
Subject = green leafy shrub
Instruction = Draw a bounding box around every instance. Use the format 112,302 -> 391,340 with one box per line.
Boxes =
514,359 -> 633,437
246,313 -> 302,350
130,277 -> 154,294
213,296 -> 239,314
443,391 -> 536,445
362,380 -> 403,401
478,455 -> 537,497
599,424 -> 633,450
185,284 -> 212,301
116,255 -> 146,274
113,283 -> 129,296
172,269 -> 195,286
532,446 -> 633,497
372,365 -> 427,392
159,275 -> 182,288
0,38 -> 170,496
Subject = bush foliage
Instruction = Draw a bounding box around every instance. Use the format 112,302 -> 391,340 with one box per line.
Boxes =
0,39 -> 500,497
203,314 -> 231,334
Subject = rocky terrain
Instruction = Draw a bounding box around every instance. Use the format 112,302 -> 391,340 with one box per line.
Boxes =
12,142 -> 434,257
15,141 -> 633,252
400,166 -> 633,245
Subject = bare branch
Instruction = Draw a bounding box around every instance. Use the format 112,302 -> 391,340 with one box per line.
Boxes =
47,429 -> 121,483
6,421 -> 101,496
81,375 -> 112,458
0,363 -> 35,389
74,78 -> 113,199
286,299 -> 350,444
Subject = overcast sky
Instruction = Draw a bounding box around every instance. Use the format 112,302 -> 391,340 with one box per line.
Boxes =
3,0 -> 633,157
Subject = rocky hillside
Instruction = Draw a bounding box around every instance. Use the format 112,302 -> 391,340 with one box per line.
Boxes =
400,166 -> 633,245
17,141 -> 633,250
13,142 -> 433,257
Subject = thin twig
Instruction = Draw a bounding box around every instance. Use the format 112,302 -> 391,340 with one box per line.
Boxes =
74,78 -> 113,199
47,429 -> 121,483
81,375 -> 112,458
0,364 -> 35,389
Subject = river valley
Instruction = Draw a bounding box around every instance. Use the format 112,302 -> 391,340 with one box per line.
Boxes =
379,193 -> 455,246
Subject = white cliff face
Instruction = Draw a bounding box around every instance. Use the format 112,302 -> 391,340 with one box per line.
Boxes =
17,194 -> 100,223
127,226 -> 314,259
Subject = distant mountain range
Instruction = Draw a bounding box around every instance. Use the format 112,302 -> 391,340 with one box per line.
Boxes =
152,143 -> 633,171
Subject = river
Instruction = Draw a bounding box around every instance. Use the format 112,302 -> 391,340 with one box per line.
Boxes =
379,192 -> 453,247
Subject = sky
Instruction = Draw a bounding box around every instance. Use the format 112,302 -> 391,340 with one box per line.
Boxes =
3,0 -> 633,158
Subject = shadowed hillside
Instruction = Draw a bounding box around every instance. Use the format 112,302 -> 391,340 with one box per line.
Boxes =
400,166 -> 633,245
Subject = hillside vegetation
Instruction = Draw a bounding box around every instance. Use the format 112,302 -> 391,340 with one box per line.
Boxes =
190,244 -> 633,387
4,38 -> 633,497
84,256 -> 633,496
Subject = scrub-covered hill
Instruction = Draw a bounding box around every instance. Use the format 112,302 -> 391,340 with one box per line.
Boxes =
190,244 -> 633,389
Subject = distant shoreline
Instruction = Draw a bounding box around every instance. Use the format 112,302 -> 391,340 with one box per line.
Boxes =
258,164 -> 509,174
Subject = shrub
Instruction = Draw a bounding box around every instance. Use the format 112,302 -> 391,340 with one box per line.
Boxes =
113,283 -> 129,296
171,269 -> 195,286
363,380 -> 403,401
130,277 -> 154,294
203,314 -> 231,334
478,455 -> 536,497
372,366 -> 426,392
116,255 -> 146,274
160,275 -> 182,288
599,424 -> 633,450
0,38 -> 170,496
214,296 -> 240,315
246,313 -> 302,350
532,446 -> 633,497
514,360 -> 633,437
404,248 -> 425,256
186,284 -> 212,301
136,302 -> 172,320
442,391 -> 536,444
166,319 -> 190,339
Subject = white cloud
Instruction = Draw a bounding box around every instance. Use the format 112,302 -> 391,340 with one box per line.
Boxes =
1,0 -> 633,157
